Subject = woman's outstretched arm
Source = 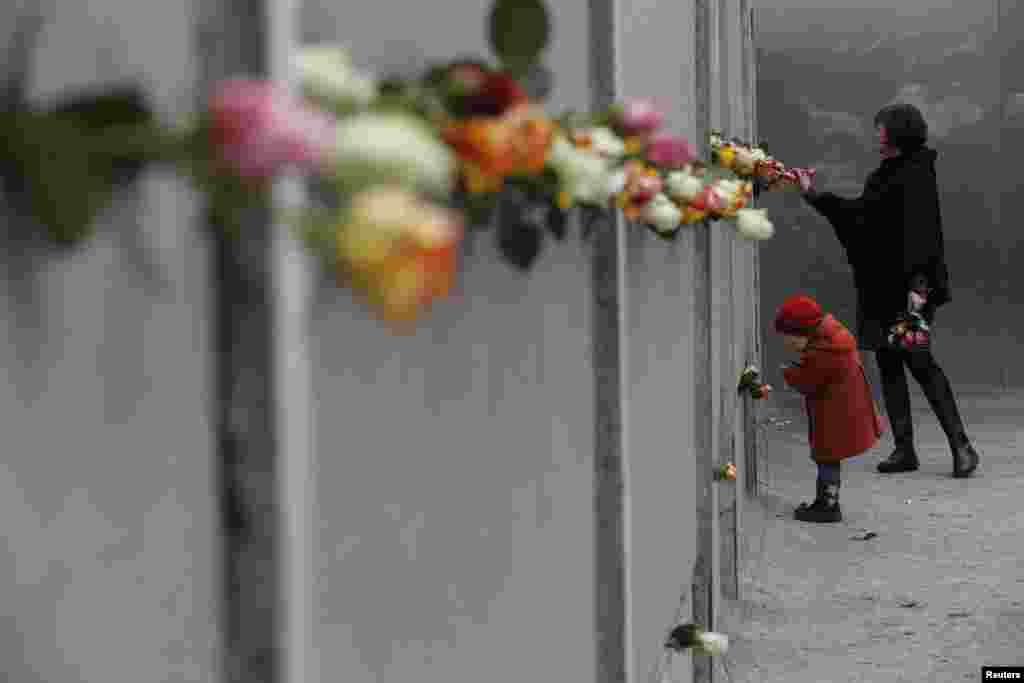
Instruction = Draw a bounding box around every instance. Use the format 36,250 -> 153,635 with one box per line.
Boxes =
800,172 -> 898,250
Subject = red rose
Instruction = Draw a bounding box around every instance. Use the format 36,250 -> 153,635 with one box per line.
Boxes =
446,65 -> 528,117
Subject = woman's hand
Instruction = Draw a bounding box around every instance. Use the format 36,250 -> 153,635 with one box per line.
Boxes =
796,168 -> 816,193
908,290 -> 927,313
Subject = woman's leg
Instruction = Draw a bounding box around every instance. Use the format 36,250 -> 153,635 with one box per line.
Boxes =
875,348 -> 919,472
904,348 -> 980,477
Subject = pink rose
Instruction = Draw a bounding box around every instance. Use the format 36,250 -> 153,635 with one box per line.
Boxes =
633,174 -> 663,203
646,135 -> 695,168
914,331 -> 928,345
611,98 -> 665,137
208,78 -> 335,178
699,185 -> 723,211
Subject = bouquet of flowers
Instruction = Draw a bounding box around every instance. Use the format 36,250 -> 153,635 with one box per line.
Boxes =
888,311 -> 931,350
888,278 -> 932,350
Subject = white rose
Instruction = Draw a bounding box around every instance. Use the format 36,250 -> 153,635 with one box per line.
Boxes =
333,113 -> 454,195
715,179 -> 742,197
666,171 -> 704,201
696,631 -> 730,656
735,208 -> 774,240
642,193 -> 683,234
296,45 -> 378,106
750,147 -> 768,162
711,183 -> 734,206
588,126 -> 627,158
549,135 -> 615,205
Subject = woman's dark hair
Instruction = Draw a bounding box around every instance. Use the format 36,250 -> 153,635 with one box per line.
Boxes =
873,103 -> 928,151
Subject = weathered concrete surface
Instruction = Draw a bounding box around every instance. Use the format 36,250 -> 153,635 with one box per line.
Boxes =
723,386 -> 1024,682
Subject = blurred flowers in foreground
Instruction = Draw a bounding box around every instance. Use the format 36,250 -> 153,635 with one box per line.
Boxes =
7,0 -> 806,330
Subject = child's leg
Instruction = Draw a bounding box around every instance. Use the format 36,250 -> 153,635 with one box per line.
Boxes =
817,462 -> 841,485
795,461 -> 842,522
816,462 -> 840,508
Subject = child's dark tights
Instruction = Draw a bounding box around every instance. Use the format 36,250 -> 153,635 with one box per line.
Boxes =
817,462 -> 841,484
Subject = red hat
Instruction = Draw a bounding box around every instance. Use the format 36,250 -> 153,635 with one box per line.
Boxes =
774,295 -> 824,336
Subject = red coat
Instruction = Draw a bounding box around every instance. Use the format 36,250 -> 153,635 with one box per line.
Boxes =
782,315 -> 882,464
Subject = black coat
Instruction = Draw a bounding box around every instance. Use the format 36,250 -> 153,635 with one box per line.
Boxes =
802,146 -> 951,350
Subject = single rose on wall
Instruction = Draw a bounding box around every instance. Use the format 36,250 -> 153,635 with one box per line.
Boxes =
665,623 -> 730,656
714,463 -> 738,481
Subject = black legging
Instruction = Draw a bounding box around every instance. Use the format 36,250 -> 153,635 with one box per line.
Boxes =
875,347 -> 967,447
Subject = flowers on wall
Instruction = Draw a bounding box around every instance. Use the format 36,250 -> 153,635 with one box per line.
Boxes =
714,463 -> 738,482
0,0 -> 811,328
738,365 -> 773,399
665,623 -> 730,656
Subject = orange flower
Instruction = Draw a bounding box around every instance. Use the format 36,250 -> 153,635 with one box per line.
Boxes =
443,117 -> 518,177
506,107 -> 554,174
337,186 -> 462,326
443,105 -> 554,189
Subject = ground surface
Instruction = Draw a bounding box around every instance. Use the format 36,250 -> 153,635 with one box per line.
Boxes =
723,386 -> 1024,683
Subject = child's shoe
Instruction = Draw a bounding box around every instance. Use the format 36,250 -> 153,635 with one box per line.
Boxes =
794,481 -> 842,523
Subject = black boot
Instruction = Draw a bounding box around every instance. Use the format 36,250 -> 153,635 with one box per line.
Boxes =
794,480 -> 842,523
877,415 -> 919,473
950,434 -> 979,478
906,351 -> 980,478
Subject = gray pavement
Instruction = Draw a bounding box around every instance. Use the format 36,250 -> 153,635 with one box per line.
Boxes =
721,386 -> 1024,683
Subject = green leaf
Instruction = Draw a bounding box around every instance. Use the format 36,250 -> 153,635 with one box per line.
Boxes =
49,84 -> 154,131
488,0 -> 551,76
6,112 -> 113,245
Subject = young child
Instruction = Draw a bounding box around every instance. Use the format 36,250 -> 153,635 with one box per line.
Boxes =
775,295 -> 883,523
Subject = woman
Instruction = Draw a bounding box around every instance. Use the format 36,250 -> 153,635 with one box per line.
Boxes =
796,102 -> 980,478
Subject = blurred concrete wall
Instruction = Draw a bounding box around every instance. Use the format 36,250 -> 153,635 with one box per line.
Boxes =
0,1 -> 220,682
301,1 -> 760,682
